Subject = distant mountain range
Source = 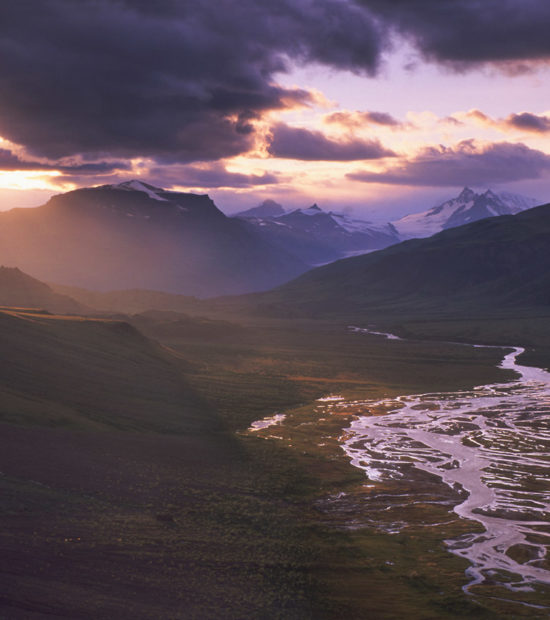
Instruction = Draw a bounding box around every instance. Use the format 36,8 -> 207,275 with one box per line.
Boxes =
0,181 -> 543,300
392,187 -> 538,239
245,201 -> 550,318
235,201 -> 400,264
4,198 -> 550,323
234,188 -> 540,265
0,181 -> 309,297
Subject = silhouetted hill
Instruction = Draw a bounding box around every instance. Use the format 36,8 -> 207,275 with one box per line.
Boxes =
0,266 -> 87,314
51,283 -> 203,315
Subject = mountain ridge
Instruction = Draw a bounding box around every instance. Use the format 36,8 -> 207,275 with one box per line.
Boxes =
242,201 -> 550,319
235,201 -> 400,264
392,187 -> 538,239
0,182 -> 308,297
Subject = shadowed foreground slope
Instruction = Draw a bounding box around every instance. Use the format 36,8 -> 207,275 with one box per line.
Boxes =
0,309 -> 321,619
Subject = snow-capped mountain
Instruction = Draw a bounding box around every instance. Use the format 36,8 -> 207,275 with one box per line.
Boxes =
0,181 -> 308,296
393,188 -> 539,239
235,202 -> 400,264
110,180 -> 170,201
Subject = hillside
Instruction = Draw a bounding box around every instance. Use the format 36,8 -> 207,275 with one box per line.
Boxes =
0,308 -> 214,433
246,202 -> 550,318
0,266 -> 87,314
0,181 -> 308,297
51,283 -> 204,315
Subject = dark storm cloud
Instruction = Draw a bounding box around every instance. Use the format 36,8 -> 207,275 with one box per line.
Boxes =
267,124 -> 395,161
347,140 -> 550,186
0,0 -> 385,163
149,163 -> 279,189
361,0 -> 550,67
0,148 -> 128,174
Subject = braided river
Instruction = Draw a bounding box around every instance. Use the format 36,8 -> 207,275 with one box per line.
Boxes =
341,329 -> 550,596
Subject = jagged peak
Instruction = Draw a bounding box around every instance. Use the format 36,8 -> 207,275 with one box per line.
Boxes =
482,189 -> 499,200
457,187 -> 476,201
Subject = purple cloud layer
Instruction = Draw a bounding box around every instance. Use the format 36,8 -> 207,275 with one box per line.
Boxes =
0,148 -> 128,174
361,0 -> 550,67
325,110 -> 405,129
0,0 -> 547,172
267,124 -> 395,161
348,140 -> 550,186
150,163 -> 279,189
0,1 -> 385,163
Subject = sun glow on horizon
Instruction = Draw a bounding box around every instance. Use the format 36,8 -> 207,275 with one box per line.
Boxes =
0,170 -> 68,191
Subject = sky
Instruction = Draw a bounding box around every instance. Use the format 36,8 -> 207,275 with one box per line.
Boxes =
0,0 -> 549,221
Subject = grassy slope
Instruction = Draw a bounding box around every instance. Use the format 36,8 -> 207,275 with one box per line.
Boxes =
0,309 -> 211,433
0,309 -> 325,619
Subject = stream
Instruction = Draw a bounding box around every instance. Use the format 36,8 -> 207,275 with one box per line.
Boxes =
342,328 -> 550,595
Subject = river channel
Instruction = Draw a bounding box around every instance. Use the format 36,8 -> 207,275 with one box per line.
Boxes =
341,328 -> 550,596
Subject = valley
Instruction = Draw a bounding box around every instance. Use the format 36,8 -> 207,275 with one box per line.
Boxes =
2,3 -> 550,618
4,303 -> 545,618
1,192 -> 550,618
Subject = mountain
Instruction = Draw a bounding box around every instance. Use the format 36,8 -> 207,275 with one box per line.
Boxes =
245,202 -> 550,318
234,199 -> 286,218
0,181 -> 308,297
236,202 -> 400,265
0,266 -> 87,314
393,187 -> 539,239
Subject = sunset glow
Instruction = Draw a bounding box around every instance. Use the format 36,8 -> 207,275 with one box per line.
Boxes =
0,1 -> 548,217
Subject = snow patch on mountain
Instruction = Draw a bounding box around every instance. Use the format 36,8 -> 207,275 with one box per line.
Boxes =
110,180 -> 169,202
330,212 -> 397,237
393,187 -> 540,239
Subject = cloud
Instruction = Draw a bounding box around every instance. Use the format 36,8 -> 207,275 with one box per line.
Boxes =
440,116 -> 464,127
464,109 -> 550,133
267,124 -> 396,161
0,148 -> 129,174
0,0 -> 386,163
149,163 -> 280,189
347,140 -> 550,186
360,0 -> 550,68
324,110 -> 406,129
504,112 -> 550,133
